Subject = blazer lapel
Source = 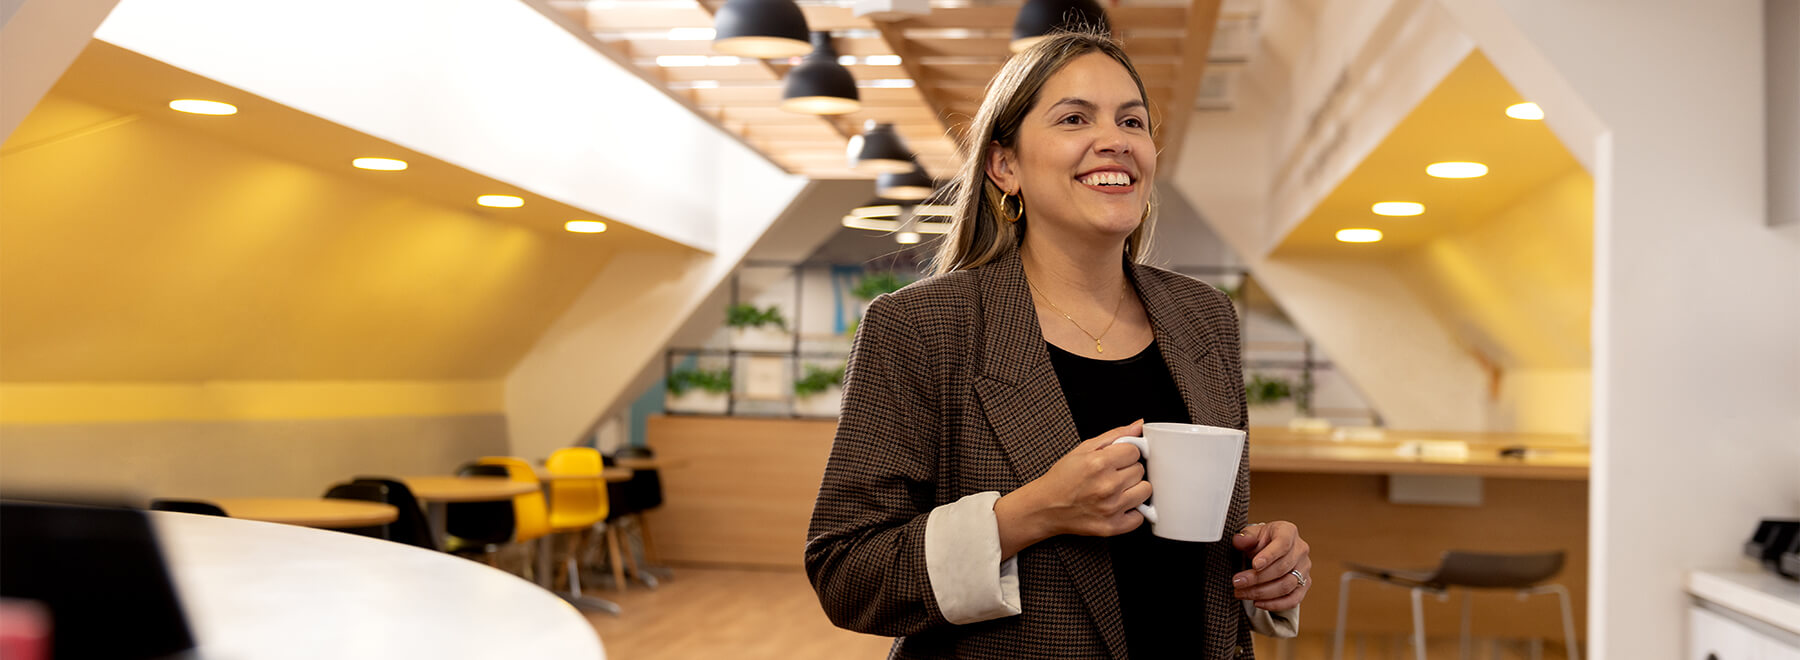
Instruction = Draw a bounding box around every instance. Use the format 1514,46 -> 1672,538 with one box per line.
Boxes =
971,251 -> 1129,659
1132,263 -> 1251,658
1129,263 -> 1221,428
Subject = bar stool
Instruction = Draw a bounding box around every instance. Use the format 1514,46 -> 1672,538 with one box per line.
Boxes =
1331,550 -> 1578,660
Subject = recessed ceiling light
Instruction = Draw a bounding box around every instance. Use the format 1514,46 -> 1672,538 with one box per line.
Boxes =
895,231 -> 922,244
1337,228 -> 1383,243
864,55 -> 903,66
477,195 -> 524,208
1505,102 -> 1545,120
352,157 -> 408,171
1427,161 -> 1489,178
565,220 -> 607,233
1371,202 -> 1425,216
169,99 -> 237,115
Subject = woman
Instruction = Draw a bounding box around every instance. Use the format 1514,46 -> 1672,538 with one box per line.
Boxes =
806,31 -> 1311,659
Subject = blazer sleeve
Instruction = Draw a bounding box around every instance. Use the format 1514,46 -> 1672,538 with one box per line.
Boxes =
805,293 -> 953,636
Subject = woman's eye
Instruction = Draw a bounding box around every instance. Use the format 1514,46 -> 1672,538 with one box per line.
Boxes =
1122,117 -> 1145,129
1059,114 -> 1086,125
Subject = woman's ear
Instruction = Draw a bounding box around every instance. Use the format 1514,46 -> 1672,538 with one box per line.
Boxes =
985,141 -> 1019,194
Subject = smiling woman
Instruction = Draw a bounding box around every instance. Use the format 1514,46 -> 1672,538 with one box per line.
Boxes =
807,31 -> 1310,660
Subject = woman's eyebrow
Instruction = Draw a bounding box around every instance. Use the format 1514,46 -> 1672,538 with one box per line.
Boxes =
1045,97 -> 1149,114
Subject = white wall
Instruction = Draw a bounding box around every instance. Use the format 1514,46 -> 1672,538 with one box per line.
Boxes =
1439,0 -> 1800,657
92,0 -> 768,251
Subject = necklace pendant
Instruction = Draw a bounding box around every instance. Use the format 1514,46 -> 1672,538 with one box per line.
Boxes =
1095,341 -> 1104,354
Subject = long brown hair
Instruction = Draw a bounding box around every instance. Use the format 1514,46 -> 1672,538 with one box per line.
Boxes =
929,31 -> 1156,275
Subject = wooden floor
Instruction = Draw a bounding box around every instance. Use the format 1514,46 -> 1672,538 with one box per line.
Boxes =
582,566 -> 892,660
581,566 -> 1578,660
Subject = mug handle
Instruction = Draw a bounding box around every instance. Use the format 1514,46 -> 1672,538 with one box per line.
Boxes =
1108,436 -> 1157,525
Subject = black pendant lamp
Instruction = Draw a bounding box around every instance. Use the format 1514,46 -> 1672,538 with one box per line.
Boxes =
849,121 -> 916,174
876,162 -> 935,201
713,0 -> 813,59
781,32 -> 861,115
1011,0 -> 1109,53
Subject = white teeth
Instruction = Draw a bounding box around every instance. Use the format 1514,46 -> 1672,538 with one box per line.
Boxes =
1080,171 -> 1131,186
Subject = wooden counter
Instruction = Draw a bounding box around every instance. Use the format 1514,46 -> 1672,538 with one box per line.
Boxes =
645,416 -> 1589,643
1249,427 -> 1589,480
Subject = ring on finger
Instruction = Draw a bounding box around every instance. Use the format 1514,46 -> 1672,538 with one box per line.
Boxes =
1290,569 -> 1307,588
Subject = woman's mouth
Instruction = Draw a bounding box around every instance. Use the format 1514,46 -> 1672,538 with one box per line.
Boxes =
1077,170 -> 1135,193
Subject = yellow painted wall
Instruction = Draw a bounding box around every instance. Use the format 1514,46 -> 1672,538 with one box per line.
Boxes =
1,93 -> 620,386
1400,167 -> 1594,369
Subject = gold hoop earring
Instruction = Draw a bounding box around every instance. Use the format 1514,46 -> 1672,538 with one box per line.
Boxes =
1002,192 -> 1024,224
1141,201 -> 1153,223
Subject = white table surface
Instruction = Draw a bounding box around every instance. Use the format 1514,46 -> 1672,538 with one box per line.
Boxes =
1688,568 -> 1800,634
151,511 -> 605,660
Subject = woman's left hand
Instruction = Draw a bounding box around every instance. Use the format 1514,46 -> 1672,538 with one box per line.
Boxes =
1230,520 -> 1311,611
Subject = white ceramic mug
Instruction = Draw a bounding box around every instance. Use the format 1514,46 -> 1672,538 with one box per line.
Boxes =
1110,422 -> 1247,542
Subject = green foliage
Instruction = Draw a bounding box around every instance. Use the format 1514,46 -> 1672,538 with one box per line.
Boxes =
1245,373 -> 1294,406
794,363 -> 846,398
726,303 -> 787,330
667,367 -> 732,395
851,272 -> 915,301
1214,283 -> 1240,300
844,317 -> 860,338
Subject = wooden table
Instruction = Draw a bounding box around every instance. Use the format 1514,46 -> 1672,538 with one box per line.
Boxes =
536,467 -> 635,483
151,511 -> 603,659
207,498 -> 397,529
400,476 -> 537,550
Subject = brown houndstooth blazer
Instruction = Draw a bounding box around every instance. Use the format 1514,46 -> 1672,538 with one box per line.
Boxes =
806,248 -> 1256,659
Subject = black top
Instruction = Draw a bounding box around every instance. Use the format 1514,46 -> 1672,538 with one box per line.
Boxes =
1046,340 -> 1212,659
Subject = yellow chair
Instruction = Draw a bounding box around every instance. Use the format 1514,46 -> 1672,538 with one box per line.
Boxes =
544,447 -> 622,615
472,456 -> 550,545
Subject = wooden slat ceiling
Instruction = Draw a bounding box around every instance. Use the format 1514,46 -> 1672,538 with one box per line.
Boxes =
552,0 -> 1235,181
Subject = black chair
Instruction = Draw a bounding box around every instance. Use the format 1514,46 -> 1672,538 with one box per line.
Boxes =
1331,550 -> 1578,660
351,476 -> 438,551
445,464 -> 514,558
603,448 -> 669,587
322,482 -> 390,541
2,499 -> 197,660
148,498 -> 227,517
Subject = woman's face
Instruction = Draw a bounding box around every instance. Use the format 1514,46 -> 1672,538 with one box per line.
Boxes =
989,52 -> 1157,245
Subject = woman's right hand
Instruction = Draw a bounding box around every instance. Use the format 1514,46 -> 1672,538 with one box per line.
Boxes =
995,420 -> 1152,558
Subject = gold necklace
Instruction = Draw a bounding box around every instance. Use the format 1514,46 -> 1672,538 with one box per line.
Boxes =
1026,277 -> 1128,354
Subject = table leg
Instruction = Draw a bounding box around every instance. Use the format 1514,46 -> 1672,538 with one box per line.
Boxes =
427,502 -> 448,551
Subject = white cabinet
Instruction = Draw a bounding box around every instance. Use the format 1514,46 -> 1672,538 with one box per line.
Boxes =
1688,570 -> 1800,660
1691,606 -> 1762,660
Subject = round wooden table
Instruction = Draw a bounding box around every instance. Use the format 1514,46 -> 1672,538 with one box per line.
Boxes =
535,467 -> 635,483
401,476 -> 537,502
400,476 -> 538,550
207,498 -> 397,529
151,511 -> 603,659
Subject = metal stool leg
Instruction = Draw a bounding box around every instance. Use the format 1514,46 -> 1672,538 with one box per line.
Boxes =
1460,589 -> 1473,660
1333,571 -> 1371,660
1409,587 -> 1427,660
1551,584 -> 1579,660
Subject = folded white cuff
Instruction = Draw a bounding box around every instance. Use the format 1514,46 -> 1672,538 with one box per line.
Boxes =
924,491 -> 1022,624
1245,602 -> 1300,638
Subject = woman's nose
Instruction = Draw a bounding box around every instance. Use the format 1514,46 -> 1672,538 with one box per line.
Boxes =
1095,125 -> 1131,155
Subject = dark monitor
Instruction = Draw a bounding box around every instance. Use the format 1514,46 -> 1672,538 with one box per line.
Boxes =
0,500 -> 196,659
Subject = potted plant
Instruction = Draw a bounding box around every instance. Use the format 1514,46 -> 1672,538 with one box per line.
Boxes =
851,271 -> 914,301
1244,372 -> 1298,426
792,363 -> 845,417
666,366 -> 732,415
727,303 -> 790,352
